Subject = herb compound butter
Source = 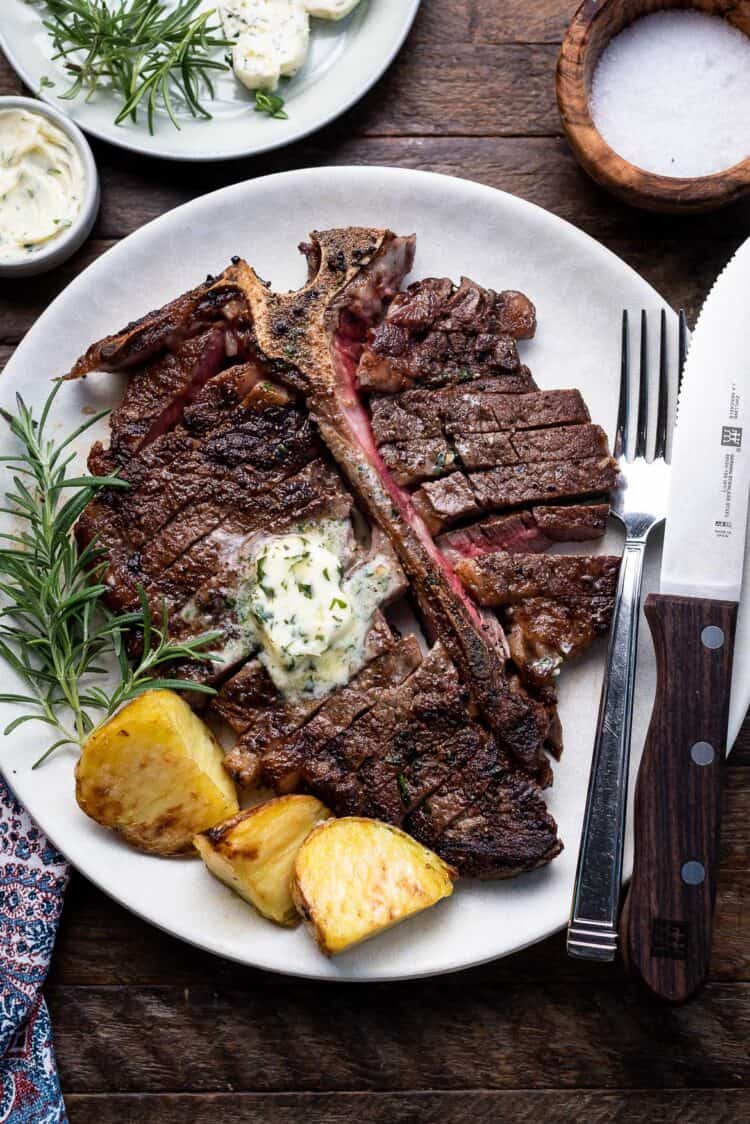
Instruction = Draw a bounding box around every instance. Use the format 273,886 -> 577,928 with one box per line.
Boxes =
0,108 -> 85,263
241,519 -> 397,700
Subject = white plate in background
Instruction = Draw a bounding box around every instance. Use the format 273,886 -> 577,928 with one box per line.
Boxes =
0,1 -> 420,161
1,167 -> 730,981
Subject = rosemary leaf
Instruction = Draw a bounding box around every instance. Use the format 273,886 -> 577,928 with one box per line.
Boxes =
0,384 -> 220,766
32,0 -> 232,134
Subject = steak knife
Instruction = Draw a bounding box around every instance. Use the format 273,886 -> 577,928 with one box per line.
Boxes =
621,238 -> 750,1002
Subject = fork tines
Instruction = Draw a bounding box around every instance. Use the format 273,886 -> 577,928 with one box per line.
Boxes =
618,308 -> 687,464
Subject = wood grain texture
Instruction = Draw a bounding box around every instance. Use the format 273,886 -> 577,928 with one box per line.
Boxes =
62,1090 -> 750,1124
43,980 -> 750,1092
1,0 -> 750,1114
623,596 -> 738,1000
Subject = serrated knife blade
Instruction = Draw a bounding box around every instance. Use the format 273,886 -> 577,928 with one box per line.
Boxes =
622,236 -> 750,1004
661,238 -> 750,602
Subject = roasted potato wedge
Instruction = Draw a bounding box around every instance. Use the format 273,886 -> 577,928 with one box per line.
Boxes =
292,817 -> 455,955
76,690 -> 239,855
194,795 -> 330,926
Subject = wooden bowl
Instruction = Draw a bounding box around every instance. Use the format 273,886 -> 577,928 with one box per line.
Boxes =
557,0 -> 750,212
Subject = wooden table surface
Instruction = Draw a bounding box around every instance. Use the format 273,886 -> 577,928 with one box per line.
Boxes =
2,3 -> 750,1121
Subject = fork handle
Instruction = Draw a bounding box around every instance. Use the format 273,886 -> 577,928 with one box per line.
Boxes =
620,594 -> 737,1002
567,538 -> 646,961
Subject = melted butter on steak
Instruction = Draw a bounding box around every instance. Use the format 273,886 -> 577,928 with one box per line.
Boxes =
238,518 -> 405,702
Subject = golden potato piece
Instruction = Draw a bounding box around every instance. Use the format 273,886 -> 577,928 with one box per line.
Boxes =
194,795 -> 330,926
76,690 -> 239,855
292,817 -> 455,955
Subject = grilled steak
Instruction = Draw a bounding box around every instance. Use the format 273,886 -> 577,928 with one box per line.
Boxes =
356,277 -> 536,393
223,630 -> 419,790
379,423 -> 609,488
65,227 -> 621,881
378,436 -> 457,486
437,503 -> 609,562
258,633 -> 424,793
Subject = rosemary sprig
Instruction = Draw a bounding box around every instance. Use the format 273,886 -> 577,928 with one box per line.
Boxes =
33,0 -> 232,133
0,383 -> 221,767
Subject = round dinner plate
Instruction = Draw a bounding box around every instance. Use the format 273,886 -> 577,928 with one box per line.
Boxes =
1,167 -> 743,981
0,1 -> 420,161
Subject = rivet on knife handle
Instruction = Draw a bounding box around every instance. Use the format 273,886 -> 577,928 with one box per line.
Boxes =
621,593 -> 737,1002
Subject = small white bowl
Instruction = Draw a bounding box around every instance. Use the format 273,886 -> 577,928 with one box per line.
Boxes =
0,95 -> 100,278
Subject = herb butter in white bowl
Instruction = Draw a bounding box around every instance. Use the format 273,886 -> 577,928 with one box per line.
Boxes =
0,96 -> 99,277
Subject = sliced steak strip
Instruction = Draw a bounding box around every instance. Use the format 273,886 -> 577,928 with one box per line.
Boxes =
376,423 -> 607,489
356,276 -> 536,393
437,503 -> 610,562
414,456 -> 617,534
534,502 -> 610,542
455,551 -> 621,606
370,390 -> 445,444
411,473 -> 480,532
455,423 -> 608,472
441,388 -> 591,437
369,383 -> 578,447
506,594 -> 618,686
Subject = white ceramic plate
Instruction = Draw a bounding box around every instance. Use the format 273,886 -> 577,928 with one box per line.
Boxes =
1,167 -> 743,981
0,1 -> 420,161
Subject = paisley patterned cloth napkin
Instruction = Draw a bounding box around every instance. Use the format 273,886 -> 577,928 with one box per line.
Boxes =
0,775 -> 69,1123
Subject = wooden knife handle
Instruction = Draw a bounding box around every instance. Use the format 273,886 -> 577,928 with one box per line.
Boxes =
621,593 -> 737,1002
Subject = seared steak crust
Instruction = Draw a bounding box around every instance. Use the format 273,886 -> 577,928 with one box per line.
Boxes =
370,386 -> 590,446
506,596 -> 618,686
280,642 -> 562,877
456,551 -> 621,606
413,457 -> 617,534
224,631 -> 419,791
456,551 -> 621,687
357,277 -> 537,393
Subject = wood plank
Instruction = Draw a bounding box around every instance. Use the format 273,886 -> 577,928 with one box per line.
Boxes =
44,980 -> 750,1093
471,0 -> 580,43
356,42 -> 561,136
63,1090 -> 750,1124
3,136 -> 748,347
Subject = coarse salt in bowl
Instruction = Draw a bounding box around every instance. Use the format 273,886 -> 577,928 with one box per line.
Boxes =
590,10 -> 750,178
0,96 -> 100,278
557,0 -> 750,213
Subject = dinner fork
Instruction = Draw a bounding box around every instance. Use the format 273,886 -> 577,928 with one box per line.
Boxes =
566,308 -> 688,962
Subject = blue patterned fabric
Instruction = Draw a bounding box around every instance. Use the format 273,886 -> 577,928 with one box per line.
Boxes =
0,775 -> 69,1122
